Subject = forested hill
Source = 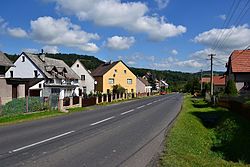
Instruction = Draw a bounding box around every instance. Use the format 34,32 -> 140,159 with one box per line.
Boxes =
5,53 -> 224,87
6,53 -> 104,71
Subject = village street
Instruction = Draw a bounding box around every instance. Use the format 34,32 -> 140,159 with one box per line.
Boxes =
0,93 -> 182,167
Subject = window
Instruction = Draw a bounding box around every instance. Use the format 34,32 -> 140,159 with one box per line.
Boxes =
39,84 -> 42,88
34,70 -> 38,78
124,70 -> 126,74
107,89 -> 110,94
108,78 -> 114,84
83,86 -> 87,93
127,79 -> 132,84
51,88 -> 60,94
114,69 -> 117,73
22,56 -> 25,62
10,71 -> 13,78
81,75 -> 85,80
77,64 -> 79,67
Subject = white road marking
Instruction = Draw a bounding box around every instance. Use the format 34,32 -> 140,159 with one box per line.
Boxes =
137,105 -> 145,109
147,102 -> 152,106
90,116 -> 115,126
9,131 -> 75,153
120,109 -> 135,115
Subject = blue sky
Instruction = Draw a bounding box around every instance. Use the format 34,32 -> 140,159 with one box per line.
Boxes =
0,0 -> 250,72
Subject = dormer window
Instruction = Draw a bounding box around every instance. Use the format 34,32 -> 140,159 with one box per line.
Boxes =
77,64 -> 79,67
22,56 -> 25,62
34,70 -> 38,78
10,71 -> 13,78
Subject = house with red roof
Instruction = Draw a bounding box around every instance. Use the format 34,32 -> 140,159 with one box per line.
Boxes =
201,75 -> 226,93
225,50 -> 250,93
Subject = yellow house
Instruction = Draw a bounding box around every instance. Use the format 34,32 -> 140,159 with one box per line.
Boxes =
91,60 -> 136,94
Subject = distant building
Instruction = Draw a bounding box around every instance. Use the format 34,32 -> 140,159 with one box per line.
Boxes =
225,50 -> 250,93
71,59 -> 95,95
136,77 -> 152,93
5,52 -> 79,99
155,79 -> 169,91
91,60 -> 136,94
201,76 -> 226,93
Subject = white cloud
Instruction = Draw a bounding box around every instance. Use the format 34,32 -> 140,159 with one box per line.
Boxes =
42,45 -> 59,53
194,24 -> 250,50
171,49 -> 178,55
0,16 -> 8,33
155,0 -> 170,9
218,14 -> 226,21
50,0 -> 186,41
7,27 -> 28,38
175,59 -> 203,68
29,16 -> 99,52
106,36 -> 135,50
22,48 -> 39,53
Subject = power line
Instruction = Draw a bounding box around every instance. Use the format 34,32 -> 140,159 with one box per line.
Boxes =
212,0 -> 242,51
217,0 -> 250,50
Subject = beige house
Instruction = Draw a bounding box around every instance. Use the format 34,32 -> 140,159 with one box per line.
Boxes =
0,51 -> 26,104
91,60 -> 136,94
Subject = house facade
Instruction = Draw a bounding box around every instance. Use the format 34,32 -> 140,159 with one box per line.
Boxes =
91,60 -> 136,94
136,77 -> 152,93
225,50 -> 250,93
5,52 -> 79,99
71,59 -> 95,95
0,51 -> 19,104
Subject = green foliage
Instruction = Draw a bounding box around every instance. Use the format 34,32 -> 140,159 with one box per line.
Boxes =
2,97 -> 47,116
112,84 -> 125,94
161,96 -> 250,167
184,78 -> 200,94
225,80 -> 238,96
202,83 -> 211,96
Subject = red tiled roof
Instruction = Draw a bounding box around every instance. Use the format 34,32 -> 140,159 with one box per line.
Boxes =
230,50 -> 250,73
201,76 -> 225,86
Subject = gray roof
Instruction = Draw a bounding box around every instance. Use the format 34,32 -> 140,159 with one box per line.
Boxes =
0,51 -> 14,67
138,77 -> 150,86
23,52 -> 79,79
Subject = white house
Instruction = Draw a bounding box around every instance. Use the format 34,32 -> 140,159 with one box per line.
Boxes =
136,77 -> 152,93
5,52 -> 79,99
71,59 -> 95,95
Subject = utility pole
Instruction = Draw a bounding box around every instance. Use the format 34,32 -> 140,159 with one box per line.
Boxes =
209,54 -> 215,96
200,69 -> 203,91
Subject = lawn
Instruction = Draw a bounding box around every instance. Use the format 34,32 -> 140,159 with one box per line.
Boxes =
0,110 -> 64,125
160,95 -> 250,167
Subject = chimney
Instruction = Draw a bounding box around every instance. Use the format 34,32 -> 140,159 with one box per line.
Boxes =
39,49 -> 45,62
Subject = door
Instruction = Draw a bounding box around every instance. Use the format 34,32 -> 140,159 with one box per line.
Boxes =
12,85 -> 18,99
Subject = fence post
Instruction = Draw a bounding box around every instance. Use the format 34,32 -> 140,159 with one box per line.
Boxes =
96,96 -> 99,104
101,95 -> 104,103
79,96 -> 82,107
26,96 -> 29,113
70,97 -> 73,106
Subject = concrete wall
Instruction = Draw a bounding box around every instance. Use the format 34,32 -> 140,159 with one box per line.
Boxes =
102,62 -> 136,93
0,78 -> 12,105
17,84 -> 25,98
71,60 -> 95,95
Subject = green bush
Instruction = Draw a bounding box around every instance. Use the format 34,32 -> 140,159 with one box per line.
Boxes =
1,97 -> 46,116
225,80 -> 238,96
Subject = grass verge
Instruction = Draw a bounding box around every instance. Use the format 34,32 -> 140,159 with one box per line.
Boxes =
0,110 -> 64,126
160,95 -> 250,167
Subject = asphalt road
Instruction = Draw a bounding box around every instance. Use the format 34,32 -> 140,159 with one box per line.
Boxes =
0,93 -> 183,167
